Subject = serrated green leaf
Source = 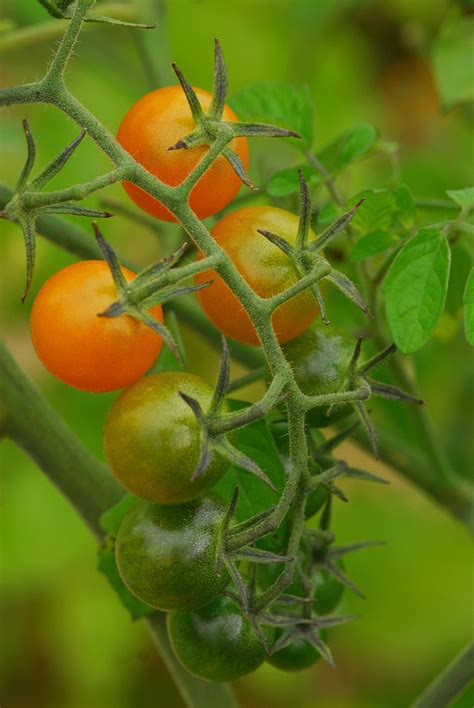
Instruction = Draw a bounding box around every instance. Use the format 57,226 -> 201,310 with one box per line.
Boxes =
337,123 -> 377,169
463,268 -> 474,345
317,123 -> 378,175
317,203 -> 340,226
100,494 -> 137,537
349,190 -> 396,233
432,14 -> 474,108
446,187 -> 474,211
395,184 -> 415,226
266,165 -> 315,197
229,83 -> 314,147
383,228 -> 451,353
98,542 -> 154,620
350,230 -> 394,262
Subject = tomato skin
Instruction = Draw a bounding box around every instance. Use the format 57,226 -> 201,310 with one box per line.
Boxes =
168,595 -> 271,682
104,372 -> 229,504
282,325 -> 356,427
30,261 -> 163,393
313,565 -> 345,615
268,629 -> 327,672
116,85 -> 248,222
195,206 -> 319,345
115,494 -> 229,611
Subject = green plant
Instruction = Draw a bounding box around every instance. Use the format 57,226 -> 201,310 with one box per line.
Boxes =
1,2 -> 473,707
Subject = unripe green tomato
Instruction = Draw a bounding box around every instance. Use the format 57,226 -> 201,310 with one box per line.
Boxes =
313,563 -> 345,615
268,629 -> 328,672
115,494 -> 229,611
168,596 -> 272,682
282,325 -> 357,428
104,372 -> 229,504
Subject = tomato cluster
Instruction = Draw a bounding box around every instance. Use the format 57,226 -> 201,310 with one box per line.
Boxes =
27,80 -> 349,684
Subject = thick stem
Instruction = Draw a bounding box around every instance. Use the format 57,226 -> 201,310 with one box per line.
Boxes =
410,642 -> 474,708
0,340 -> 122,536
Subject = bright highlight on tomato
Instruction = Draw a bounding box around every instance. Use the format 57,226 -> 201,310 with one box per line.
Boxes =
168,595 -> 271,682
115,494 -> 229,611
116,85 -> 248,222
30,260 -> 163,393
195,205 -> 319,345
103,371 -> 229,503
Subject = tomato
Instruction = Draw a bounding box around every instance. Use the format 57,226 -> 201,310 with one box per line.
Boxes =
30,260 -> 163,393
313,564 -> 345,615
195,206 -> 319,345
115,493 -> 229,611
116,85 -> 248,222
268,629 -> 327,672
104,372 -> 229,503
282,324 -> 356,427
168,595 -> 271,682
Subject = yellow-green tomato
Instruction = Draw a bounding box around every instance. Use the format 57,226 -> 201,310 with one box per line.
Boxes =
168,596 -> 271,682
115,494 -> 229,611
104,372 -> 229,504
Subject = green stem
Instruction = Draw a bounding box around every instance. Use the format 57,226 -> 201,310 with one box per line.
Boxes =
410,642 -> 474,708
0,340 -> 122,537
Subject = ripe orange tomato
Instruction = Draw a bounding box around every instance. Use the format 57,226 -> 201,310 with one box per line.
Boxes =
195,206 -> 319,345
116,85 -> 248,222
30,261 -> 163,392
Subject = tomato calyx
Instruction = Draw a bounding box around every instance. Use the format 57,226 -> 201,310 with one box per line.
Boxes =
92,225 -> 215,362
167,39 -> 301,191
257,172 -> 370,324
0,120 -> 113,301
178,337 -> 287,489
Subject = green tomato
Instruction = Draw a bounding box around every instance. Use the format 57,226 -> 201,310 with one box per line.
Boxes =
104,371 -> 229,504
168,595 -> 272,682
268,629 -> 327,672
313,563 -> 345,615
282,325 -> 357,428
115,493 -> 229,611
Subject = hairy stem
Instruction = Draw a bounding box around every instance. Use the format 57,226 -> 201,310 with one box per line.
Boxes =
410,642 -> 474,708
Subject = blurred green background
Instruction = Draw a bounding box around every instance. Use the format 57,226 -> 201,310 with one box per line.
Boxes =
1,1 -> 473,707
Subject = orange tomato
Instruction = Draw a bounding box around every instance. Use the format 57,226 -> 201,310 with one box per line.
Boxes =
195,206 -> 319,346
116,85 -> 248,222
30,261 -> 163,392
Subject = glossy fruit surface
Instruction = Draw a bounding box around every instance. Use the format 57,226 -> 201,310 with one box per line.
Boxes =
282,324 -> 356,427
116,85 -> 248,221
195,206 -> 319,345
168,595 -> 270,682
104,372 -> 229,503
30,260 -> 163,393
115,494 -> 229,611
268,629 -> 327,672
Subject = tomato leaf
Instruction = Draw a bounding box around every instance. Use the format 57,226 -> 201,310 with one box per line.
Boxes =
266,165 -> 316,197
445,243 -> 473,315
350,230 -> 394,262
98,540 -> 153,621
229,83 -> 314,148
317,203 -> 340,227
463,268 -> 474,346
349,190 -> 396,233
383,228 -> 451,353
446,187 -> 474,211
395,185 -> 415,227
432,13 -> 474,109
317,123 -> 378,174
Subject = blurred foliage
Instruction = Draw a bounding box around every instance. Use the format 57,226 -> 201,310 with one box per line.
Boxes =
0,0 -> 473,707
